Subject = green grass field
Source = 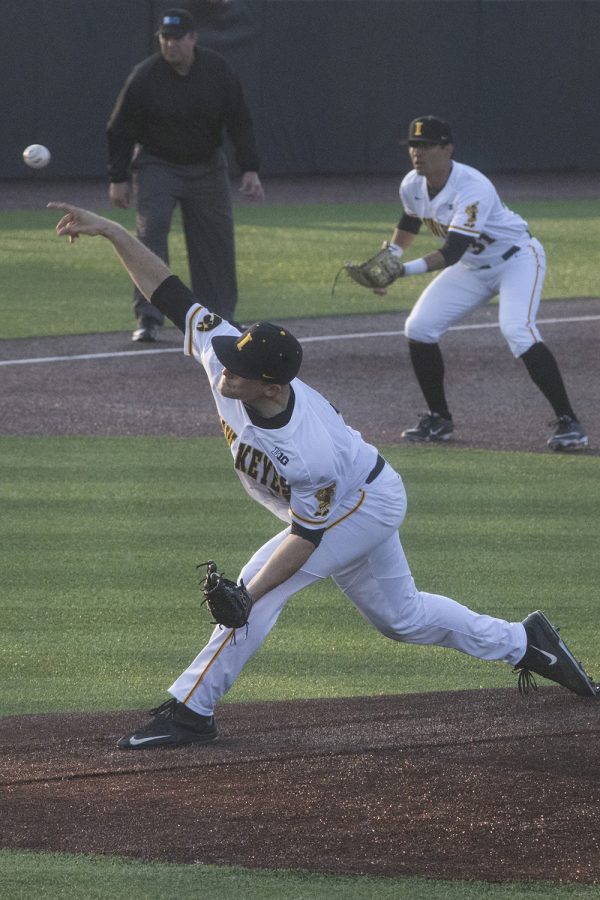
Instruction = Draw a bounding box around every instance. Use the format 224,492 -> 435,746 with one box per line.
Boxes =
2,199 -> 600,338
2,199 -> 599,897
3,438 -> 599,714
2,437 -> 599,897
5,849 -> 600,900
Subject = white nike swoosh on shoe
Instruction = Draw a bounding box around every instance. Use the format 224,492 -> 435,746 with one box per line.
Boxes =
128,734 -> 172,746
530,645 -> 558,665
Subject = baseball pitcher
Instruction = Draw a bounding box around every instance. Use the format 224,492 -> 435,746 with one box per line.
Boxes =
49,202 -> 598,749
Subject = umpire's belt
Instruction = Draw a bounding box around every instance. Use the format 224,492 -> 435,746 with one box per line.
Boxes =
366,454 -> 385,484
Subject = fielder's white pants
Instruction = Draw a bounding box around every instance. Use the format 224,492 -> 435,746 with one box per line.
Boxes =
404,238 -> 546,357
170,464 -> 527,716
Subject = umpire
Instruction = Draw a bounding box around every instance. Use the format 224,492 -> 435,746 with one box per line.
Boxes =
107,7 -> 263,342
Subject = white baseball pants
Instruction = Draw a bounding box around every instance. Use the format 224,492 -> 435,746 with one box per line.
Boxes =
404,238 -> 546,357
170,463 -> 527,716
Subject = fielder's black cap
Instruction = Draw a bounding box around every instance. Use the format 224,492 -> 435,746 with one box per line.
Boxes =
406,116 -> 453,145
212,322 -> 303,384
157,8 -> 196,37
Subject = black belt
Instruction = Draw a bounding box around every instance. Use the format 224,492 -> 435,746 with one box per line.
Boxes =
366,454 -> 385,484
479,231 -> 532,269
501,245 -> 521,261
479,245 -> 520,270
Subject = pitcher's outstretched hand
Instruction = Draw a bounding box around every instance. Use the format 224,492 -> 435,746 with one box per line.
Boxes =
47,202 -> 110,243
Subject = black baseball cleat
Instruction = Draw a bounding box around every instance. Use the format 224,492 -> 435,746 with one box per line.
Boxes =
547,416 -> 589,451
132,320 -> 160,343
514,610 -> 598,697
402,412 -> 454,443
117,698 -> 218,749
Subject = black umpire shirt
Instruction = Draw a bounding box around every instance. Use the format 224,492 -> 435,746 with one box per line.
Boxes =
107,46 -> 260,182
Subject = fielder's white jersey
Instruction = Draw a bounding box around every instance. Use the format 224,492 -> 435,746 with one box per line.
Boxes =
184,303 -> 378,531
400,161 -> 531,268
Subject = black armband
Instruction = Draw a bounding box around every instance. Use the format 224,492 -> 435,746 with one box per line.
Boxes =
439,231 -> 475,267
291,521 -> 325,548
150,275 -> 197,333
397,213 -> 422,234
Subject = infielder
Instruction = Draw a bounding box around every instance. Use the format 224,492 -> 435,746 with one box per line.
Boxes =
50,202 -> 598,749
354,116 -> 587,451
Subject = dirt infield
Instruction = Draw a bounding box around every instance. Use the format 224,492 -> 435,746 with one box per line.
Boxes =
2,174 -> 600,883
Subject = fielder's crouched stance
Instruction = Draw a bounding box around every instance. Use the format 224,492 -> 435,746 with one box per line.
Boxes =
50,203 -> 599,750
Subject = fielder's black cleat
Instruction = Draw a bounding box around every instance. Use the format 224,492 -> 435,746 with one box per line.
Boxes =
402,412 -> 454,443
132,320 -> 160,343
547,416 -> 589,451
117,698 -> 218,749
514,610 -> 598,697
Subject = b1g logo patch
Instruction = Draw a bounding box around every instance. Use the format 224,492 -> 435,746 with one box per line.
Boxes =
196,313 -> 223,332
272,447 -> 290,466
314,483 -> 336,518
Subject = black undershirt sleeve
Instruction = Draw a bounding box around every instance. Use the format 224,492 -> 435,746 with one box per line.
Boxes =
397,213 -> 422,234
149,275 -> 198,332
439,231 -> 475,266
290,521 -> 325,547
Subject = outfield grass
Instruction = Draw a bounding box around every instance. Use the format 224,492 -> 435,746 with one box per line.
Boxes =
0,850 -> 598,900
2,436 -> 599,715
2,199 -> 599,339
2,849 -> 600,900
3,441 -> 599,895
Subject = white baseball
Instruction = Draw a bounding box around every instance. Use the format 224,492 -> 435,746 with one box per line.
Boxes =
23,144 -> 51,169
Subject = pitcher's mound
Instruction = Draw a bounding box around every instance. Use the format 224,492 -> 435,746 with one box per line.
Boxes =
2,688 -> 600,883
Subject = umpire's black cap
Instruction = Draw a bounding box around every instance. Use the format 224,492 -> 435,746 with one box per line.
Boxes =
212,323 -> 303,384
157,8 -> 196,37
406,116 -> 453,145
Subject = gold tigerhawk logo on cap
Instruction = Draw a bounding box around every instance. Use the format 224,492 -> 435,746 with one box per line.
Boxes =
236,333 -> 253,351
414,121 -> 423,136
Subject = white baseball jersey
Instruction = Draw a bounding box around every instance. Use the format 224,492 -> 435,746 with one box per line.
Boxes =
159,288 -> 527,718
400,161 -> 531,269
184,302 -> 378,531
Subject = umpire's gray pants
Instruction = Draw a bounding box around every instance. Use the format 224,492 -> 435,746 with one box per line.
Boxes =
131,149 -> 238,325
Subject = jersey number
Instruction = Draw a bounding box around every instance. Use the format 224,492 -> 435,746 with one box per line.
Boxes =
470,232 -> 495,255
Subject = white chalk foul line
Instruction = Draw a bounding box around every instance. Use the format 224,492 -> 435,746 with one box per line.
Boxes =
1,314 -> 599,367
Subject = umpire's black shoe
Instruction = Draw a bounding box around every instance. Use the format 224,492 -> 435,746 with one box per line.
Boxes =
402,412 -> 454,443
132,320 -> 160,343
514,610 -> 598,697
117,698 -> 218,749
547,416 -> 589,451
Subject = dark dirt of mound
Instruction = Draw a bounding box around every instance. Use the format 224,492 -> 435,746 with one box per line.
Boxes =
2,688 -> 600,883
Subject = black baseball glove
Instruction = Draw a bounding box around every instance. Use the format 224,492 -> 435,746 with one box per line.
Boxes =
332,243 -> 404,294
199,560 -> 253,630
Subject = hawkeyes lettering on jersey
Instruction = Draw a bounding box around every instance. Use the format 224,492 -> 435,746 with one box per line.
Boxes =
219,418 -> 291,500
220,418 -> 237,449
235,442 -> 291,501
422,218 -> 449,239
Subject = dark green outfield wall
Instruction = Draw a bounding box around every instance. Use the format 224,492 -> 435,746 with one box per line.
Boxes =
3,0 -> 599,180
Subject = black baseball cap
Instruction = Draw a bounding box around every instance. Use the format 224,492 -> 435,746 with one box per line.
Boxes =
212,322 -> 303,384
406,116 -> 453,145
157,8 -> 196,37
